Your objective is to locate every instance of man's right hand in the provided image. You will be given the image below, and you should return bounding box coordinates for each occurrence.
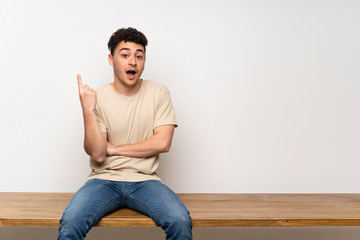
[77,74,97,113]
[77,74,107,163]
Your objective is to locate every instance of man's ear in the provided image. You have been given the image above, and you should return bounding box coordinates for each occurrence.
[108,54,113,66]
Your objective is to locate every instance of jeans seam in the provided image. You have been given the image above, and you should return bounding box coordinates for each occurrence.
[127,195,165,227]
[88,195,119,227]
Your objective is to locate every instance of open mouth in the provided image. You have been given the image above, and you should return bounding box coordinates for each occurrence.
[126,70,136,78]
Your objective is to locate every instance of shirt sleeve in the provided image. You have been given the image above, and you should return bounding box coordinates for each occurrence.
[154,86,178,129]
[95,102,107,132]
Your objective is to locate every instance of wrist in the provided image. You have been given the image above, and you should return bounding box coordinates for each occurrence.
[82,108,96,117]
[107,143,121,156]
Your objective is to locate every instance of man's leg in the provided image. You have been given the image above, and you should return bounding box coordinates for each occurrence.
[126,180,192,240]
[58,179,124,240]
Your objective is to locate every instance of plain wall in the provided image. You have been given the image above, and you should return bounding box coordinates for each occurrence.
[1,0,359,239]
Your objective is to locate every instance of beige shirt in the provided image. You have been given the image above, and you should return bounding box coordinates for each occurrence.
[87,80,177,182]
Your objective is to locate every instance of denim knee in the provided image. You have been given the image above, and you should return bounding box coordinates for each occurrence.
[58,210,90,240]
[164,212,192,239]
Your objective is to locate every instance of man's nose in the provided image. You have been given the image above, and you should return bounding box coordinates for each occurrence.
[129,55,136,65]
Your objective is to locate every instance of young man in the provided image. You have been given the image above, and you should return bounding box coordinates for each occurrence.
[58,27,192,240]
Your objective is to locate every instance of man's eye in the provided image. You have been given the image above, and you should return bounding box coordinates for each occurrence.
[136,55,143,60]
[121,54,128,58]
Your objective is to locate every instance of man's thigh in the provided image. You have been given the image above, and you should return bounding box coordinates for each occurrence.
[125,180,190,227]
[61,179,125,226]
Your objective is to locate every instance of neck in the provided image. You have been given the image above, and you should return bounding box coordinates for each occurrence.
[111,79,143,96]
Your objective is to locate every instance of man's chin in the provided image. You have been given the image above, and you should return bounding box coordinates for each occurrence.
[124,78,142,87]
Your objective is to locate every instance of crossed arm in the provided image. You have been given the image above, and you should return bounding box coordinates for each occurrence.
[77,74,174,163]
[106,125,175,159]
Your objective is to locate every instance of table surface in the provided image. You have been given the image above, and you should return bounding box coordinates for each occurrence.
[1,193,360,227]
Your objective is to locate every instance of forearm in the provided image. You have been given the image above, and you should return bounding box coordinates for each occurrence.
[83,111,107,163]
[77,74,107,163]
[107,125,174,158]
[108,137,168,158]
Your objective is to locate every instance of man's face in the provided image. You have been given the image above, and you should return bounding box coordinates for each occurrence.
[109,41,146,88]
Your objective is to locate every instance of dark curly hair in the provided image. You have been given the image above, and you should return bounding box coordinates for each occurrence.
[107,27,148,56]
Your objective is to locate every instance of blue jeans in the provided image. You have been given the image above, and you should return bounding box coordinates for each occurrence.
[58,179,192,240]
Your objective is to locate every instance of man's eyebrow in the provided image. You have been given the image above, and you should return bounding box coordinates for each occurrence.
[119,48,144,53]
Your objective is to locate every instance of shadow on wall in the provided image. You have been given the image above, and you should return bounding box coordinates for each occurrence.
[1,226,360,240]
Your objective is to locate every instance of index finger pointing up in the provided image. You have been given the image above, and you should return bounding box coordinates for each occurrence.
[77,74,83,91]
